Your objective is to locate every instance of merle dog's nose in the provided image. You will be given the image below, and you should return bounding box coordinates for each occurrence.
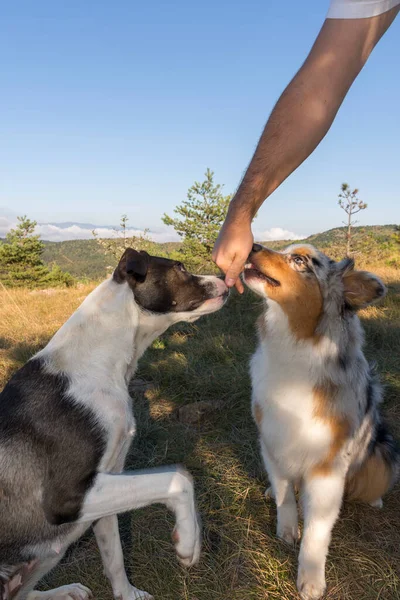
[252,243,263,253]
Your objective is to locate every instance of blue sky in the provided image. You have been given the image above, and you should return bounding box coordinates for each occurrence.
[1,0,399,241]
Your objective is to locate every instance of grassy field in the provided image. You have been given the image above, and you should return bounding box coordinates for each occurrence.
[0,265,399,600]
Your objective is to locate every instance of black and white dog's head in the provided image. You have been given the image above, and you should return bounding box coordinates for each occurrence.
[113,248,229,319]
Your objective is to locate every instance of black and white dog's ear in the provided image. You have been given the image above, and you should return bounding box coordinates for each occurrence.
[125,249,149,278]
[114,248,149,283]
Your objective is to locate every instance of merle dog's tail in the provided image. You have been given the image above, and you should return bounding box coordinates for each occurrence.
[346,421,400,504]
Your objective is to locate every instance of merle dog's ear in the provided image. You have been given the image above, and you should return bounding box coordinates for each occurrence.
[342,268,387,310]
[337,257,355,275]
[113,248,149,284]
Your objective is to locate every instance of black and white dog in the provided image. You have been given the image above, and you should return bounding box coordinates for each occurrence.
[0,249,228,600]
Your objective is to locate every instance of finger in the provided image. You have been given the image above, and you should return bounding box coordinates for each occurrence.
[225,258,245,288]
[235,278,244,294]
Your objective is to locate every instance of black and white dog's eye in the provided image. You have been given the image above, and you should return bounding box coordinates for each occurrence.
[176,263,186,272]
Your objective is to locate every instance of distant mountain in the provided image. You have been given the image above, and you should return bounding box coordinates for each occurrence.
[41,221,134,230]
[0,207,18,219]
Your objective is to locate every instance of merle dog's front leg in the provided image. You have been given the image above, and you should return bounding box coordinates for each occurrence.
[297,469,346,600]
[80,466,201,571]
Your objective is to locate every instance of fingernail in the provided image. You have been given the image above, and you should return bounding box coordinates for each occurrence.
[226,278,235,287]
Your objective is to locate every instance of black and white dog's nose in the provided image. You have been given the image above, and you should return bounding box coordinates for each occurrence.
[252,243,263,253]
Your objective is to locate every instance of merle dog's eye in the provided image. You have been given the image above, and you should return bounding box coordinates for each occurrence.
[293,256,305,266]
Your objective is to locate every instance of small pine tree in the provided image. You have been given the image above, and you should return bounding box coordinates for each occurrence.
[338,183,367,257]
[162,169,231,272]
[0,216,73,287]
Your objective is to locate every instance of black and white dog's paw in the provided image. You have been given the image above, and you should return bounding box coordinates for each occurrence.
[124,586,154,600]
[173,510,201,567]
[170,469,202,567]
[36,583,93,600]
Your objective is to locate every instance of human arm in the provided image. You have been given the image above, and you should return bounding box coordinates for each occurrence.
[213,5,399,292]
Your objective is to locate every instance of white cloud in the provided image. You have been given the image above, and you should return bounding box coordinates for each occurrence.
[253,227,304,242]
[39,224,180,243]
[0,216,180,243]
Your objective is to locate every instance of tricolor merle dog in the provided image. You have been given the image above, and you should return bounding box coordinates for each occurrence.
[244,243,399,600]
[0,249,228,600]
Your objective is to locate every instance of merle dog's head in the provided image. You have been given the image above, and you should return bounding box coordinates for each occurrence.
[113,248,228,319]
[243,243,386,341]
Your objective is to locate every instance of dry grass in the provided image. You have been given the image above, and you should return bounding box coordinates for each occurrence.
[0,270,399,600]
[0,282,97,383]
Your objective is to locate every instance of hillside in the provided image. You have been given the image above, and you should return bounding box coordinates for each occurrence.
[42,239,112,279]
[41,225,399,279]
[42,239,181,279]
[266,224,399,268]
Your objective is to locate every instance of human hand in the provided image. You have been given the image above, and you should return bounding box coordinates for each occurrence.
[212,211,254,294]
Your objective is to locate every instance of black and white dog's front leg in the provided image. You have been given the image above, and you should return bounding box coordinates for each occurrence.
[82,466,201,597]
[94,516,153,600]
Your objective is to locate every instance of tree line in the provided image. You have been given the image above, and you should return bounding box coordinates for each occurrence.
[0,217,74,288]
[0,173,373,288]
